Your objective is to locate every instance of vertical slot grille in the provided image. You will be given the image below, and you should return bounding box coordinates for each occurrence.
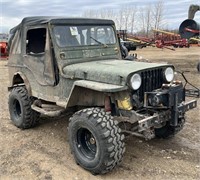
[138,68,163,101]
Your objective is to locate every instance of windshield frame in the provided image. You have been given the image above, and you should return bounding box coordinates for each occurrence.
[52,24,117,48]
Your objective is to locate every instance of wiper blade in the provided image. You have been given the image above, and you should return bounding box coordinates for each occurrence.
[90,36,108,47]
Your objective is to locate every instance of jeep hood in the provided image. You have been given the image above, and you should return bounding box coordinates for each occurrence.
[62,60,171,86]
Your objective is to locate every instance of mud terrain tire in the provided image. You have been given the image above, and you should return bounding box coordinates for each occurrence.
[197,61,200,72]
[68,108,125,175]
[8,86,40,129]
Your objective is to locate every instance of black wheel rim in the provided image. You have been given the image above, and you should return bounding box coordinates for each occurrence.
[13,99,22,119]
[77,128,97,160]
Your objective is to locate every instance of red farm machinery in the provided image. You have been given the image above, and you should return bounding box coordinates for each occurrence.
[0,33,8,59]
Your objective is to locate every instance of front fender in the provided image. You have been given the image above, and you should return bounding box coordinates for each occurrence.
[62,80,128,108]
[74,80,127,92]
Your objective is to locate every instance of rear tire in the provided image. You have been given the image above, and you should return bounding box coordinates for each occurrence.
[197,62,200,72]
[68,108,125,174]
[8,86,40,129]
[155,118,185,138]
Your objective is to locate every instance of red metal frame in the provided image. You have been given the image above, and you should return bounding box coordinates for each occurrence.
[185,27,199,33]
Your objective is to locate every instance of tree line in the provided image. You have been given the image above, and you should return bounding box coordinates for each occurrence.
[82,1,166,37]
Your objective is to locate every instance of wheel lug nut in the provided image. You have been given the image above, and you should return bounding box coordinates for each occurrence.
[90,137,95,144]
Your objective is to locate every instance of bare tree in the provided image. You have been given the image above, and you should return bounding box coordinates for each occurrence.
[138,3,164,37]
[122,6,131,31]
[118,8,124,30]
[138,6,146,35]
[152,0,164,30]
[82,1,165,36]
[145,4,152,37]
[82,9,96,18]
[129,6,137,34]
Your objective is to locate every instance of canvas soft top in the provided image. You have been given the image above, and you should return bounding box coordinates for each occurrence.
[10,16,115,34]
[8,16,115,52]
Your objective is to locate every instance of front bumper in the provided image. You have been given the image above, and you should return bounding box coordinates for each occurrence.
[178,100,197,112]
[138,99,197,132]
[117,83,197,140]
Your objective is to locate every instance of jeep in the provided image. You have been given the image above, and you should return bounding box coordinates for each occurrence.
[7,17,197,174]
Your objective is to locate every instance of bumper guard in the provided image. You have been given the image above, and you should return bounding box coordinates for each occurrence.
[138,99,197,132]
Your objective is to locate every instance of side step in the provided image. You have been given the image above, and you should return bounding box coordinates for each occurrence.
[31,100,66,117]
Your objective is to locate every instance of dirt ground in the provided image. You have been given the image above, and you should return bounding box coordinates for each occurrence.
[0,47,199,180]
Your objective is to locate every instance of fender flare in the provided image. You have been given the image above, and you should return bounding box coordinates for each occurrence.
[9,72,32,95]
[73,80,127,92]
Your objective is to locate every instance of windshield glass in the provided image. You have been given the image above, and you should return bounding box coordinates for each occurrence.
[53,25,116,47]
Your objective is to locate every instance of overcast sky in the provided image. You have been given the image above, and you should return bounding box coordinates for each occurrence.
[0,0,200,33]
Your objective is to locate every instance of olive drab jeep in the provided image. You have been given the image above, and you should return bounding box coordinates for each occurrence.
[8,17,197,175]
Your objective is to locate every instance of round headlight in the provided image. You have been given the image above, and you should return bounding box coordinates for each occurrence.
[130,73,142,90]
[164,67,174,82]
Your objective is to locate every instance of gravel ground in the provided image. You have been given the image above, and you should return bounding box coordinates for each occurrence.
[0,47,199,180]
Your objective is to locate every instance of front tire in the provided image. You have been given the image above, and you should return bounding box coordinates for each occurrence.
[8,86,40,129]
[68,108,125,174]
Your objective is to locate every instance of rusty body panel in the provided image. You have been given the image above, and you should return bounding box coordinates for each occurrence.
[62,60,170,86]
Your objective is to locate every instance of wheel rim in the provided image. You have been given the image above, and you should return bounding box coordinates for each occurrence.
[77,128,97,160]
[13,99,22,119]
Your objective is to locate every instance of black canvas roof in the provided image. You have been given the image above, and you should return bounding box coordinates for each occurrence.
[10,16,115,34]
[8,16,115,52]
